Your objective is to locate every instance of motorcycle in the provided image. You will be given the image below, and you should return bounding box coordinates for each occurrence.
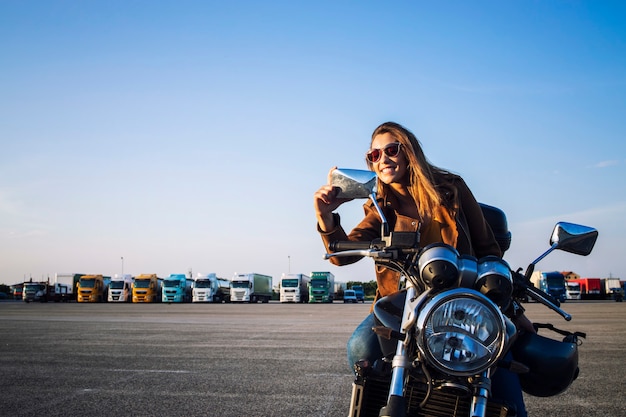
[324,169,598,417]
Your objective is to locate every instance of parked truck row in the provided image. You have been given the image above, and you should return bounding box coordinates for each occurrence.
[16,270,623,304]
[529,271,625,302]
[17,271,362,304]
[18,272,275,304]
[567,276,624,301]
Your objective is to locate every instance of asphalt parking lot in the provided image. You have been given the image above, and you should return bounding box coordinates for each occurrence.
[1,300,624,417]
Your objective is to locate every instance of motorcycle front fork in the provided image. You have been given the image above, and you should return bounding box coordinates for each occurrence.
[377,286,416,417]
[469,369,492,417]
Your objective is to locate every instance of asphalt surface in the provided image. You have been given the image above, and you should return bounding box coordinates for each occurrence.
[0,300,624,417]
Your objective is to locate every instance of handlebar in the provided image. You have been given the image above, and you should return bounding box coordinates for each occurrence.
[328,241,374,251]
[512,270,572,321]
[325,240,397,262]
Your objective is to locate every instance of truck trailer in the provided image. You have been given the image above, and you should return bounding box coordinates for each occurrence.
[192,273,231,303]
[54,273,84,301]
[230,273,272,303]
[309,271,335,303]
[132,274,162,303]
[77,275,111,302]
[603,278,624,301]
[279,273,310,303]
[162,273,193,303]
[108,274,133,302]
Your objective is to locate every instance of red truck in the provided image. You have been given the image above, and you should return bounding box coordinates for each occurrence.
[567,277,603,300]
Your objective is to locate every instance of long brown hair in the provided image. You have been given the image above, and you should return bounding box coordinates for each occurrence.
[367,122,449,223]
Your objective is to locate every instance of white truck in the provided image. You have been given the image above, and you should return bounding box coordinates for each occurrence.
[279,273,310,303]
[565,280,581,300]
[108,274,133,302]
[230,273,272,303]
[192,273,231,303]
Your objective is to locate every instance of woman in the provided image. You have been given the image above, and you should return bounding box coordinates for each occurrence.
[313,121,528,416]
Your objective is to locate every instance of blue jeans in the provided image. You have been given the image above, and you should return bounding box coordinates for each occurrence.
[346,313,382,368]
[347,313,527,417]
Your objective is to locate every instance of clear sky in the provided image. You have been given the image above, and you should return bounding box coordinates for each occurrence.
[2,1,625,286]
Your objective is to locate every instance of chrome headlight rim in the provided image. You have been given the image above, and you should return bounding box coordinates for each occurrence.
[416,288,507,376]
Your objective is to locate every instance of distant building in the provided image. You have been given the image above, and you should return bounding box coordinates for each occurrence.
[562,271,580,280]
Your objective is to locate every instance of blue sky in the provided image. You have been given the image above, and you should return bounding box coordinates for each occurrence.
[1,1,625,287]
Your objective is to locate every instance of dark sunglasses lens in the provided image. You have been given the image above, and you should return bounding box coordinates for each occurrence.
[367,149,381,162]
[386,143,400,157]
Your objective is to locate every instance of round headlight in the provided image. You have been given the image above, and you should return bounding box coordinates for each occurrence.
[416,288,506,376]
[418,243,460,290]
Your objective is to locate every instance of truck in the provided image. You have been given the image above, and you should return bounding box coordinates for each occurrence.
[530,271,567,303]
[279,273,310,303]
[77,275,111,302]
[162,273,193,303]
[309,271,335,303]
[565,280,581,300]
[351,284,365,303]
[108,274,134,302]
[54,273,84,301]
[603,277,624,301]
[230,273,272,303]
[11,283,23,300]
[567,277,603,300]
[343,289,358,303]
[132,274,163,303]
[192,273,231,303]
[22,279,73,302]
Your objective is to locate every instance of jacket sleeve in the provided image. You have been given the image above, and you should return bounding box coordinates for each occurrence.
[455,177,502,258]
[317,202,383,266]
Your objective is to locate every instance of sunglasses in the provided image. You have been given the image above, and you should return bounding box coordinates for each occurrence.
[366,142,402,163]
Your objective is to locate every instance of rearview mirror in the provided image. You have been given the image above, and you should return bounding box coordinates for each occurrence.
[550,222,598,256]
[331,168,377,199]
[330,168,390,239]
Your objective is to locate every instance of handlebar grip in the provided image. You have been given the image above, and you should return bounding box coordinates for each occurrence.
[329,241,373,251]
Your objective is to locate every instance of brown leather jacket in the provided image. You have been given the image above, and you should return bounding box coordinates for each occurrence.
[318,173,501,305]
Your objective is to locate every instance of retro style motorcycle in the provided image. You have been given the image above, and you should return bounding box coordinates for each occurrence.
[325,169,598,417]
